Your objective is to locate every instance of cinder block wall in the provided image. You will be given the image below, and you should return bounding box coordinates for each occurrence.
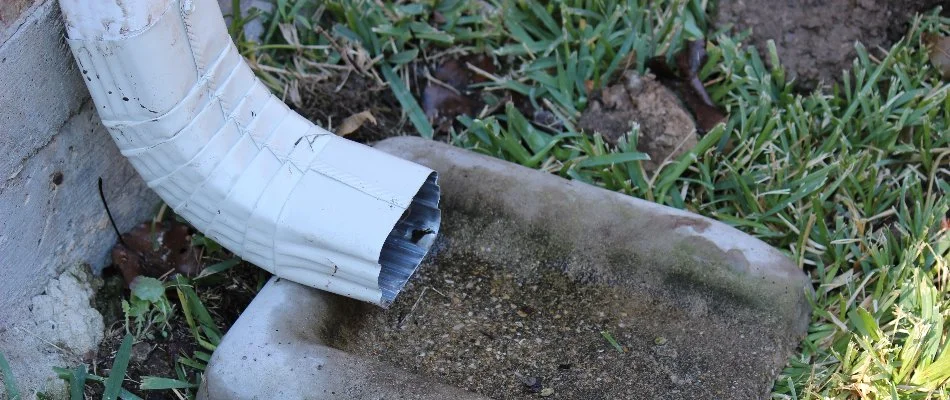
[0,0,269,395]
[0,0,159,394]
[0,0,159,327]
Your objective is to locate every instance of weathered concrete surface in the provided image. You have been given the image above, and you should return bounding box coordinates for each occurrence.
[0,0,34,42]
[0,264,103,399]
[201,137,811,399]
[200,278,486,400]
[0,0,159,396]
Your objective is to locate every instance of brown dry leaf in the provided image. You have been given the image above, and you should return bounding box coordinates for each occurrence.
[923,33,950,80]
[421,55,496,133]
[422,84,478,132]
[111,221,201,287]
[646,40,727,133]
[337,110,377,136]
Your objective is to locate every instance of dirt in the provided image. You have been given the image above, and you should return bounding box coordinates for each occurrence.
[325,248,782,399]
[578,71,698,172]
[293,74,412,144]
[715,0,947,90]
[88,263,263,399]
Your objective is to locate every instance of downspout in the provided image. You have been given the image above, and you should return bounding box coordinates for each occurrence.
[58,0,441,306]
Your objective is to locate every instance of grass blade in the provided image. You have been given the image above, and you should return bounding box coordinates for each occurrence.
[175,275,222,339]
[103,334,134,400]
[54,367,143,400]
[0,352,19,400]
[140,376,197,390]
[380,64,434,138]
[196,258,242,279]
[70,364,87,400]
[600,330,625,353]
[577,151,650,168]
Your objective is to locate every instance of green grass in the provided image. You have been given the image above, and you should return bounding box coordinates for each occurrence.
[1,351,20,400]
[52,227,252,399]
[238,0,950,397]
[45,1,945,398]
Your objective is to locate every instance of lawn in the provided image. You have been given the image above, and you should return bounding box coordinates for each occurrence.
[5,0,946,399]
[232,0,950,398]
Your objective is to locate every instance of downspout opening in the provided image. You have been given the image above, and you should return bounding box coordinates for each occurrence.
[378,172,442,306]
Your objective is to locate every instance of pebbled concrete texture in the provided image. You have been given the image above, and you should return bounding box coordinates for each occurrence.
[0,0,159,397]
[200,137,811,399]
[28,265,104,359]
[200,278,486,400]
[0,264,104,399]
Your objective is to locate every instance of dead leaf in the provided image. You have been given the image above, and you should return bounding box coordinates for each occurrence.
[417,54,553,133]
[111,221,201,287]
[646,39,727,133]
[337,110,377,136]
[923,33,950,80]
[423,85,478,131]
[421,55,496,133]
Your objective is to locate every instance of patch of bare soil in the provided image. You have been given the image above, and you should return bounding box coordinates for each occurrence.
[293,74,411,144]
[579,71,698,172]
[327,250,781,400]
[88,264,262,399]
[716,0,947,89]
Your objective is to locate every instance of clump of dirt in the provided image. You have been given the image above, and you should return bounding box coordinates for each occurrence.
[578,71,698,172]
[325,249,780,399]
[293,74,411,144]
[715,0,947,90]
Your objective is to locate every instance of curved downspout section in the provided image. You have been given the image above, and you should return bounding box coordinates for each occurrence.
[58,0,441,306]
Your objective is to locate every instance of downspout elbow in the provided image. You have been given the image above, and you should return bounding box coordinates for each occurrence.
[59,0,441,306]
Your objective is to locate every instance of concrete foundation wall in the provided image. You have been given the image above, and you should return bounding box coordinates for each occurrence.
[0,0,273,395]
[0,0,159,395]
[0,0,159,328]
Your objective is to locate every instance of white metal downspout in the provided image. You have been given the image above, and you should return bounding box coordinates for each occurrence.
[58,0,441,306]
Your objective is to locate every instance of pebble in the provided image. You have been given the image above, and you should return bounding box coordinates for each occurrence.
[521,376,543,393]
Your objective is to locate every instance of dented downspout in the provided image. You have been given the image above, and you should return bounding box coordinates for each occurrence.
[58,0,441,306]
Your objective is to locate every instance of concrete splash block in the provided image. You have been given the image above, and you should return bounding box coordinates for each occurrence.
[200,137,810,399]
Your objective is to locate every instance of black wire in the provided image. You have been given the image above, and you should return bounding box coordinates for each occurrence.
[98,177,126,247]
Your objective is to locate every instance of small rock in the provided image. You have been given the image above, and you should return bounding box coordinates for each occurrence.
[131,342,153,363]
[522,376,542,393]
[540,388,555,397]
